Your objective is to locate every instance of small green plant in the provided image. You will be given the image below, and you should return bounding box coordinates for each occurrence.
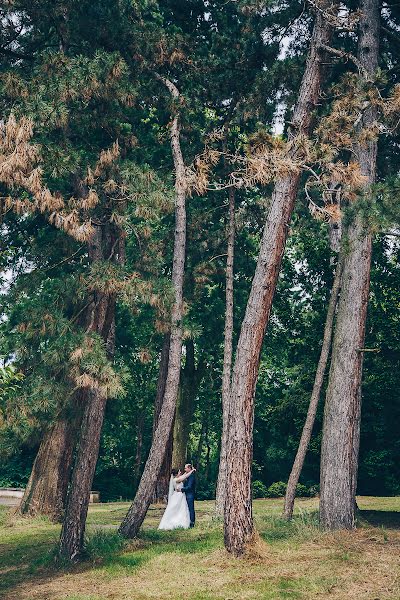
[84,529,125,562]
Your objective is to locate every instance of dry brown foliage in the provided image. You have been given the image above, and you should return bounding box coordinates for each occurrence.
[0,114,122,242]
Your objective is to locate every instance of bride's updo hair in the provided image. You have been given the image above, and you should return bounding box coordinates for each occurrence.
[171,468,179,477]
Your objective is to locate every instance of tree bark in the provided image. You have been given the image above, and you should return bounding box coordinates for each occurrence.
[18,413,80,522]
[224,4,336,556]
[172,339,199,469]
[119,78,187,538]
[319,0,380,530]
[59,223,119,560]
[152,334,173,503]
[215,188,235,518]
[283,252,343,520]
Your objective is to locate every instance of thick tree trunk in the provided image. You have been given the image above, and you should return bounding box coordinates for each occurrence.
[172,339,199,468]
[18,413,79,522]
[59,223,119,560]
[283,252,343,520]
[152,334,173,502]
[224,5,335,556]
[215,188,235,518]
[19,294,94,521]
[119,78,187,538]
[320,0,380,530]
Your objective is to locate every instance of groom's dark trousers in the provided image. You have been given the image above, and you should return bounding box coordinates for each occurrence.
[181,473,196,527]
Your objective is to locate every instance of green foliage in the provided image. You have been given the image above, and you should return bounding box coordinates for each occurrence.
[1,0,400,505]
[252,480,269,499]
[0,365,23,400]
[84,529,126,562]
[0,453,32,487]
[266,481,287,498]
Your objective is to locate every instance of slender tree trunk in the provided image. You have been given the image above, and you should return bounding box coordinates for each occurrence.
[153,334,173,502]
[196,411,207,468]
[59,223,119,560]
[133,412,145,490]
[224,5,336,556]
[119,78,187,538]
[172,339,199,468]
[283,252,343,520]
[320,0,380,530]
[205,439,211,481]
[18,413,80,522]
[215,188,235,518]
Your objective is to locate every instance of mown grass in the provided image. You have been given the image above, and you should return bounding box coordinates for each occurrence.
[0,496,399,600]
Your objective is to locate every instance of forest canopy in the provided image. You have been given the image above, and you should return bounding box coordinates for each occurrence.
[0,0,399,560]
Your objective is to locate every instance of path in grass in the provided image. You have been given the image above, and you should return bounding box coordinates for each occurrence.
[0,497,399,600]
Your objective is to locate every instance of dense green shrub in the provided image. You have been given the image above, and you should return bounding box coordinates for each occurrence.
[267,481,287,498]
[252,480,269,498]
[295,483,309,497]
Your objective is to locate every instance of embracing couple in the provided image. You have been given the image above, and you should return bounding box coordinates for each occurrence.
[158,464,196,530]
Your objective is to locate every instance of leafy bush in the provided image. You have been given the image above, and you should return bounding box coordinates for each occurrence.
[252,480,269,498]
[295,483,309,497]
[266,481,287,498]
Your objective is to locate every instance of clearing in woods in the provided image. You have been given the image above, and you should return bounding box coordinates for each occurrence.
[0,496,399,600]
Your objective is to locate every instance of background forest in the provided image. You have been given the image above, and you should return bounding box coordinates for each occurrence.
[0,0,400,561]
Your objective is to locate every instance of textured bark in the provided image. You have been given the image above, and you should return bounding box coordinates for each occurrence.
[283,253,343,520]
[172,339,200,468]
[59,223,119,560]
[224,5,335,556]
[119,78,187,538]
[18,413,80,522]
[152,334,173,502]
[320,0,380,530]
[215,188,235,518]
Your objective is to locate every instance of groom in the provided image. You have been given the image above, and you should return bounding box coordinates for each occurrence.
[180,463,196,527]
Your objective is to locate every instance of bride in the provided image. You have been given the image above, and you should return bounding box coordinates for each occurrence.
[158,467,196,530]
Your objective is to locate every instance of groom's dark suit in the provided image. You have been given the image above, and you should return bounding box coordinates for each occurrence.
[181,472,196,527]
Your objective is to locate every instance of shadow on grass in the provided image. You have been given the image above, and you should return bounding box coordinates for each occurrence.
[358,509,400,529]
[0,523,222,598]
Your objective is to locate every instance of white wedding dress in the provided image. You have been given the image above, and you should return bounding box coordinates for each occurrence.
[158,476,190,530]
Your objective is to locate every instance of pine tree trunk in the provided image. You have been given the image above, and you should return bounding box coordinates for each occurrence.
[152,334,173,502]
[18,413,80,522]
[283,253,343,520]
[224,5,335,556]
[320,0,380,530]
[172,340,198,469]
[19,296,94,522]
[119,78,187,538]
[215,188,235,518]
[59,223,119,560]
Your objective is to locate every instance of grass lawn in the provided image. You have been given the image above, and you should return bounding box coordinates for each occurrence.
[0,496,399,600]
